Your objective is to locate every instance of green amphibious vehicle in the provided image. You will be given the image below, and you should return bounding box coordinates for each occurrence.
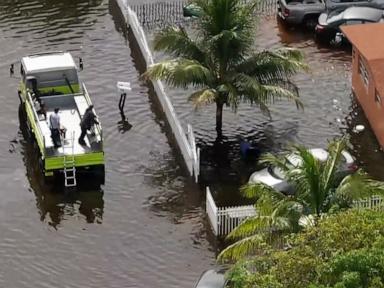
[17,52,104,187]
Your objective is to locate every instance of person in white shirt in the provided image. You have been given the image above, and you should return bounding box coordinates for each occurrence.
[49,107,66,147]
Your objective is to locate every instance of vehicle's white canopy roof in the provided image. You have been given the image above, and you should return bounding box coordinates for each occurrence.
[22,52,77,74]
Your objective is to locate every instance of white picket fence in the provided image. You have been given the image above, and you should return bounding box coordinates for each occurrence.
[353,196,384,211]
[116,0,200,182]
[206,187,384,236]
[206,187,256,236]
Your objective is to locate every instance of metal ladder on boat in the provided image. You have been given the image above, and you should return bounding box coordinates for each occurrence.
[63,131,77,187]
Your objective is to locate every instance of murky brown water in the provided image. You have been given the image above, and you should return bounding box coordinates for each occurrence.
[0,1,215,287]
[142,10,384,205]
[1,0,382,286]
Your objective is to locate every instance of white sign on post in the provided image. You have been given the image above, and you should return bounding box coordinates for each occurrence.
[117,81,132,93]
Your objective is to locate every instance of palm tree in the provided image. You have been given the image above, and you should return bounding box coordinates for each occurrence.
[143,0,306,135]
[218,138,384,261]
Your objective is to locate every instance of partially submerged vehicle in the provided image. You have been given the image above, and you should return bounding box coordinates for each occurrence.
[315,6,384,43]
[17,51,104,187]
[248,148,356,195]
[183,3,203,17]
[277,0,325,28]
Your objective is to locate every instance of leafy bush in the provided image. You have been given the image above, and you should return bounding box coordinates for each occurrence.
[225,209,384,288]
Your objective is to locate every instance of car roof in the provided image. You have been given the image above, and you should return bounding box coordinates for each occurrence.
[287,148,328,166]
[194,269,226,288]
[309,148,329,161]
[341,6,383,21]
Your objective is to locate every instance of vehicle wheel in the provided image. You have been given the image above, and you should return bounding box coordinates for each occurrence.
[276,15,292,29]
[303,16,318,30]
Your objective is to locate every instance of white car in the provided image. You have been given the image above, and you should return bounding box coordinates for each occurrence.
[248,148,356,195]
[194,269,226,288]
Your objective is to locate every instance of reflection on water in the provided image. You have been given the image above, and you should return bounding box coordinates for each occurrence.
[18,105,104,228]
[0,1,214,287]
[346,99,384,181]
[143,13,361,206]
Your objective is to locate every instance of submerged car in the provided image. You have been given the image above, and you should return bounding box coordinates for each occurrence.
[183,3,203,17]
[194,269,226,288]
[325,0,384,13]
[248,148,356,195]
[277,0,325,28]
[315,7,384,43]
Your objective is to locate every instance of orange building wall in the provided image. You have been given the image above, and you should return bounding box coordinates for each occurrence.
[351,47,384,147]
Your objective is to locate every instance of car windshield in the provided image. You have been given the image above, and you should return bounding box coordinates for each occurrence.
[271,166,285,179]
[269,154,301,179]
[327,10,344,22]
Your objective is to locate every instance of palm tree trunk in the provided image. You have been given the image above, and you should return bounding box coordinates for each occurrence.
[216,101,224,135]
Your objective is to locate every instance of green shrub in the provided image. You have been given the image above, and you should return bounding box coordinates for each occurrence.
[225,209,384,287]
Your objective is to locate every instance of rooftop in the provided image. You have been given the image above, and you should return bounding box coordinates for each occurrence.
[342,23,384,96]
[22,52,77,74]
[341,23,384,61]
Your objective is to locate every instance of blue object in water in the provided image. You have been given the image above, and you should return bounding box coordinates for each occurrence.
[240,141,260,159]
[240,141,251,158]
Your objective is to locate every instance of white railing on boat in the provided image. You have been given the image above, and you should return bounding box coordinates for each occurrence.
[27,91,46,155]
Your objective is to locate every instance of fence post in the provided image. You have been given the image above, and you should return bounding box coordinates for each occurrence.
[206,187,218,236]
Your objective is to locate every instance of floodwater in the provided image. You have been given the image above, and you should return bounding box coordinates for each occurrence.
[0,0,382,287]
[142,9,384,205]
[0,1,215,287]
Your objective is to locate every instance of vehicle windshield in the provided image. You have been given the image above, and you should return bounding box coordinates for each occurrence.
[270,166,285,179]
[268,154,300,179]
[327,10,344,22]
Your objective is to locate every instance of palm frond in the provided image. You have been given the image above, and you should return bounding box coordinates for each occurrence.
[153,26,206,62]
[195,0,257,66]
[217,234,269,262]
[259,152,293,173]
[233,73,303,109]
[240,182,285,202]
[320,138,347,193]
[226,215,276,240]
[216,82,240,110]
[335,171,384,202]
[188,88,217,107]
[235,48,307,81]
[143,59,214,88]
[286,147,324,215]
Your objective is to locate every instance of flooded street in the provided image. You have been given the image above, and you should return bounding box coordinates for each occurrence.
[0,1,214,287]
[144,13,383,205]
[0,0,383,287]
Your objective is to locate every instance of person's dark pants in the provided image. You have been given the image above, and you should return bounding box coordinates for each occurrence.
[79,126,87,144]
[51,129,61,147]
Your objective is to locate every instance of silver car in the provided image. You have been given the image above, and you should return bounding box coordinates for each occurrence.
[194,269,226,288]
[248,148,356,195]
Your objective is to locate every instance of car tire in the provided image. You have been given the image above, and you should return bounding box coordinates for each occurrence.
[303,16,318,30]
